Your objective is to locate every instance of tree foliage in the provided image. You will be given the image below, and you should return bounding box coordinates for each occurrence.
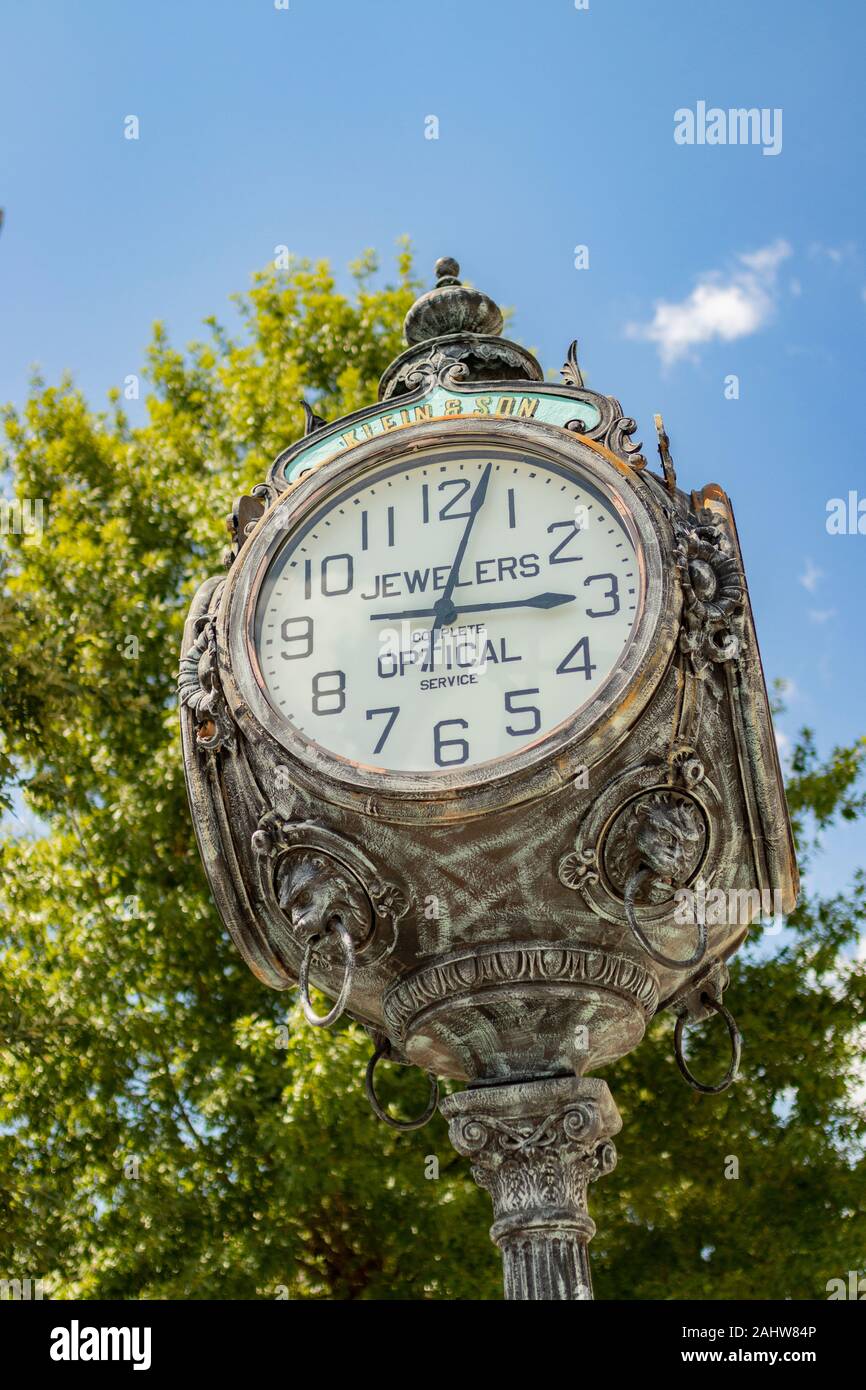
[1,246,864,1299]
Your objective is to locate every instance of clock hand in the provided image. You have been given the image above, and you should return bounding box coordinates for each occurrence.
[370,591,576,622]
[430,462,493,635]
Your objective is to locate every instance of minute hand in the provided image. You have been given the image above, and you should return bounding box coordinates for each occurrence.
[370,592,576,622]
[430,462,493,634]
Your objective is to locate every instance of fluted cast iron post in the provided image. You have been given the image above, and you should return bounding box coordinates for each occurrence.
[440,1076,621,1301]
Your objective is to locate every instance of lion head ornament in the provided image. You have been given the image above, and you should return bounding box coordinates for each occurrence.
[274,850,372,945]
[604,791,706,903]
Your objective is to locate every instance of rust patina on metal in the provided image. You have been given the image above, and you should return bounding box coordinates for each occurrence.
[179,257,798,1300]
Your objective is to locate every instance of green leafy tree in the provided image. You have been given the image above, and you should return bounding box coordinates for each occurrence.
[1,246,864,1299]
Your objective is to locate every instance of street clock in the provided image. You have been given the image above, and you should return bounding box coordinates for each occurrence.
[249,441,641,775]
[230,429,662,792]
[180,257,797,1300]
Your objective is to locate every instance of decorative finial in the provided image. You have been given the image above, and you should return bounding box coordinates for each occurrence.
[378,254,543,398]
[403,256,504,346]
[434,256,461,285]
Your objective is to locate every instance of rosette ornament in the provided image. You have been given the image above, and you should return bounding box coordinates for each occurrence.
[674,519,745,672]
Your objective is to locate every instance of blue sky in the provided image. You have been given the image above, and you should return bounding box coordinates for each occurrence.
[1,0,864,893]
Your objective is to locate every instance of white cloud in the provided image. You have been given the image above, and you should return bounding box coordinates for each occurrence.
[626,239,792,366]
[809,608,836,624]
[738,242,791,276]
[809,241,858,265]
[799,558,822,593]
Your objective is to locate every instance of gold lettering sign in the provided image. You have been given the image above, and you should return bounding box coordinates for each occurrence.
[337,396,541,450]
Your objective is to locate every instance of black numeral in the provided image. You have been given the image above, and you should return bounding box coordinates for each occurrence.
[280,616,313,659]
[312,670,346,715]
[433,718,469,767]
[556,636,597,679]
[504,688,541,737]
[362,508,394,549]
[438,478,472,519]
[366,706,400,753]
[547,520,583,565]
[584,572,620,617]
[320,553,353,596]
[422,479,473,523]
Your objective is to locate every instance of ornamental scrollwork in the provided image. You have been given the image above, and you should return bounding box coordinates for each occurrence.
[177,618,233,752]
[383,339,542,400]
[402,347,471,395]
[560,339,585,389]
[557,845,599,899]
[446,1097,619,1219]
[250,808,313,859]
[455,1102,598,1155]
[604,407,646,469]
[558,343,646,467]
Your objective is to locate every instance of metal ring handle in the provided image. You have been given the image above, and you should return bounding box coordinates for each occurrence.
[298,920,355,1028]
[625,867,708,971]
[674,992,742,1094]
[365,1039,439,1132]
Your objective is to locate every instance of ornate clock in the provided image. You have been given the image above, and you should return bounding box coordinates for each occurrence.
[180,257,798,1300]
[228,428,667,790]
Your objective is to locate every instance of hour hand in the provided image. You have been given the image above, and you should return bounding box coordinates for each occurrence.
[369,592,576,622]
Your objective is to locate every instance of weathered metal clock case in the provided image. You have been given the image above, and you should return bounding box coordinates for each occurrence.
[181,390,795,1082]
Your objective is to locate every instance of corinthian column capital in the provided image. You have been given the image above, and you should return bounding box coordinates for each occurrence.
[440,1076,621,1300]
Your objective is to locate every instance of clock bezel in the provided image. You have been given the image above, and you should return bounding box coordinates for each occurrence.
[219,417,679,821]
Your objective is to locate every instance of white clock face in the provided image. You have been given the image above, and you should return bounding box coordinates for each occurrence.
[253,444,641,774]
